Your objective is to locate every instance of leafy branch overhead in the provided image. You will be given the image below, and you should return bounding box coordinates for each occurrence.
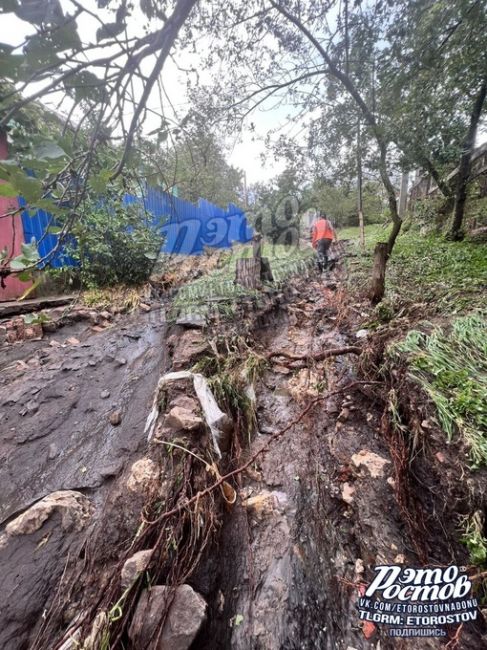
[0,0,485,295]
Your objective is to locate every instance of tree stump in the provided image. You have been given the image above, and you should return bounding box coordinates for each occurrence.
[368,242,388,304]
[235,258,262,289]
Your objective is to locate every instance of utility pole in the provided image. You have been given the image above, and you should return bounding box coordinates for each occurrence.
[243,170,248,209]
[398,171,409,218]
[357,118,365,250]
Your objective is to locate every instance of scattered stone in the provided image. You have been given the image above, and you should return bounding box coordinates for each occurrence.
[394,554,406,564]
[341,482,355,504]
[121,549,153,588]
[355,329,369,339]
[48,443,59,460]
[26,400,39,415]
[5,490,93,537]
[387,476,396,488]
[169,395,199,411]
[91,326,105,333]
[129,584,207,650]
[435,451,446,463]
[176,313,205,328]
[66,337,80,346]
[115,357,127,366]
[286,368,320,402]
[99,310,112,321]
[337,407,350,423]
[127,458,160,493]
[355,559,365,576]
[109,410,122,426]
[164,406,203,432]
[100,390,110,399]
[49,339,63,347]
[139,303,151,312]
[171,330,209,370]
[351,450,390,478]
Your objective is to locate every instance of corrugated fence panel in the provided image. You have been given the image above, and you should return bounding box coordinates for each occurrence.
[20,187,254,263]
[19,197,76,268]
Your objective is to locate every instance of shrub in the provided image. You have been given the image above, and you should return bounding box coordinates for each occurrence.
[69,199,163,288]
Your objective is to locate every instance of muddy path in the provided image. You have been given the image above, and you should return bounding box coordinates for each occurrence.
[193,273,486,649]
[0,306,167,648]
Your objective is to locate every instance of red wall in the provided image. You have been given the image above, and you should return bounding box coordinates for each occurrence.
[0,131,32,301]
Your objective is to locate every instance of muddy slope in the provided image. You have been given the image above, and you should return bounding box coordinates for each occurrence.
[0,308,167,649]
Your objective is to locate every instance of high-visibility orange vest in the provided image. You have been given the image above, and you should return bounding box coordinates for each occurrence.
[312,218,334,246]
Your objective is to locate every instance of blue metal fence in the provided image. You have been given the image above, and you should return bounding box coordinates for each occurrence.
[19,188,253,264]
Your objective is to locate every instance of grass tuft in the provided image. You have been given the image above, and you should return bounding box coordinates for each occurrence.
[389,313,487,467]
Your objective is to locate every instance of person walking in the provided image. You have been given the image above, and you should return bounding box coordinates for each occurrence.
[311,213,337,272]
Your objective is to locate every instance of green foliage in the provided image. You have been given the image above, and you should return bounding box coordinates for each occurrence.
[460,512,487,565]
[304,180,384,227]
[342,224,487,313]
[9,240,40,277]
[23,311,50,325]
[390,314,487,467]
[68,200,162,288]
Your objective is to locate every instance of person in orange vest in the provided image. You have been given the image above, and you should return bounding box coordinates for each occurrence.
[311,213,337,272]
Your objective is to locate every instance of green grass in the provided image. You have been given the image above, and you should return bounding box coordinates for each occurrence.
[340,224,487,314]
[170,243,314,322]
[389,313,487,467]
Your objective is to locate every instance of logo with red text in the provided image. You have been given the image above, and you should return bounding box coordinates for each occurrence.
[357,565,477,639]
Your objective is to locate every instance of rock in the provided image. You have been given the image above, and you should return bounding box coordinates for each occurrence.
[115,357,127,366]
[109,410,122,426]
[351,450,390,478]
[99,310,112,321]
[139,303,151,312]
[394,553,406,564]
[169,395,199,411]
[171,330,209,370]
[100,389,110,399]
[341,482,355,504]
[48,443,59,460]
[5,490,92,537]
[176,313,206,328]
[355,329,369,339]
[129,584,207,650]
[286,368,320,402]
[66,337,80,346]
[26,399,39,414]
[121,549,153,587]
[355,559,365,576]
[337,407,350,423]
[164,406,203,432]
[127,458,160,493]
[435,451,446,463]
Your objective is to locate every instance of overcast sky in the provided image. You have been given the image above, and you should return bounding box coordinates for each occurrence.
[1,0,294,184]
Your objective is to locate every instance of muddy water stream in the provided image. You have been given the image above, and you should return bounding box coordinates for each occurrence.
[0,308,167,648]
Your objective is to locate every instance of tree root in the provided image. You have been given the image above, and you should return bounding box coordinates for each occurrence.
[266,346,362,363]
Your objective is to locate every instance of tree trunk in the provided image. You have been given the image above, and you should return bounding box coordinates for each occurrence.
[450,77,487,240]
[369,242,388,304]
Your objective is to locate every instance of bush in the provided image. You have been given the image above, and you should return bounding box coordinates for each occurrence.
[69,199,163,288]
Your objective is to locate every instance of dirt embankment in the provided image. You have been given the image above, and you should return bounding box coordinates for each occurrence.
[1,252,486,649]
